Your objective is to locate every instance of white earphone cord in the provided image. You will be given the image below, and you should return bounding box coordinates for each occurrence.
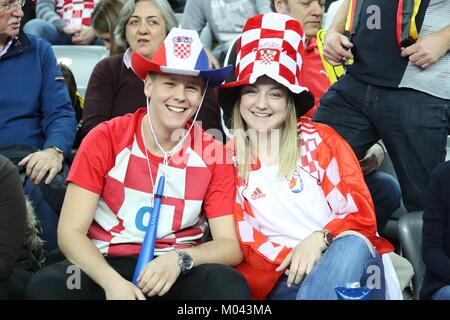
[146,78,210,175]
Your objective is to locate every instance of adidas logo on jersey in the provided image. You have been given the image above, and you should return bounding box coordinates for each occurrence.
[251,187,266,200]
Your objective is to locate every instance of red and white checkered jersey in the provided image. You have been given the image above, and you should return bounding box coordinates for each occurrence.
[55,0,97,27]
[68,108,235,256]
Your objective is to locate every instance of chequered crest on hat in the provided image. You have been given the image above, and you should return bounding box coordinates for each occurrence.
[131,27,232,87]
[234,12,308,94]
[173,36,193,59]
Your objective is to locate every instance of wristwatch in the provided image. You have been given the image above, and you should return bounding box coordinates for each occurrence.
[51,146,64,157]
[315,230,334,247]
[174,249,194,274]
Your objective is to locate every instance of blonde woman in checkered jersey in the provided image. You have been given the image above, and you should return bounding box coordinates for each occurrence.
[218,12,401,300]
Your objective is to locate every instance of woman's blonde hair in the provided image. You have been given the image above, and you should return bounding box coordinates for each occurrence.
[232,93,299,180]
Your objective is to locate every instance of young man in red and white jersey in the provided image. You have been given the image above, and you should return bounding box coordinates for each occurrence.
[26,27,250,300]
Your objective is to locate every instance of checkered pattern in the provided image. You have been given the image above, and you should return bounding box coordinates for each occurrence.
[174,43,192,59]
[68,110,232,257]
[56,0,97,27]
[232,12,308,94]
[230,118,394,266]
[260,51,276,65]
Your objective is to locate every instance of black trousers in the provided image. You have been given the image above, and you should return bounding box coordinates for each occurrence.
[26,256,250,300]
[0,268,32,300]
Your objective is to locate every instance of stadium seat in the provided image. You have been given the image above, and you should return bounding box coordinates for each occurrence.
[397,211,425,300]
[446,135,450,161]
[52,45,109,97]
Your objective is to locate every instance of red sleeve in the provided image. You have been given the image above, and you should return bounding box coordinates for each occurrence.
[316,124,378,239]
[67,123,114,194]
[202,142,235,219]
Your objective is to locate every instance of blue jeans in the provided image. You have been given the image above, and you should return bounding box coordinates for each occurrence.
[268,235,386,300]
[365,170,401,233]
[314,74,450,212]
[432,285,450,300]
[23,19,102,45]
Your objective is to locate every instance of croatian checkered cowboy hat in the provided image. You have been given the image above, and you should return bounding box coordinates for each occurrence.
[131,27,232,88]
[219,13,314,117]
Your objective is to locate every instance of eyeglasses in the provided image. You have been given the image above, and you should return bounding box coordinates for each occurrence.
[0,0,26,13]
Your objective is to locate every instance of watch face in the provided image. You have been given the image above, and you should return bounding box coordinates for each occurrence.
[325,232,334,245]
[180,253,193,273]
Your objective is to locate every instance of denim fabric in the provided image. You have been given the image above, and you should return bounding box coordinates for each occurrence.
[314,74,450,212]
[268,235,385,300]
[23,19,103,45]
[365,170,401,232]
[432,285,450,300]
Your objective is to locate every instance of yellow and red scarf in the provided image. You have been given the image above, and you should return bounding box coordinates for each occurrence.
[345,0,422,48]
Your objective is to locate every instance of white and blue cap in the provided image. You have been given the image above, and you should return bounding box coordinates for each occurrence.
[131,27,232,87]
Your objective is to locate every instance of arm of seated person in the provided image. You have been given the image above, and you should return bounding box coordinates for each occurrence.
[71,25,97,45]
[359,142,385,176]
[136,214,243,297]
[18,148,64,185]
[58,183,145,300]
[275,232,327,287]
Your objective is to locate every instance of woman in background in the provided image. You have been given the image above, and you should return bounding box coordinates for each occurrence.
[91,0,127,55]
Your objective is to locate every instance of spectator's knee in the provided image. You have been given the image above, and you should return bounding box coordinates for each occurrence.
[23,19,52,36]
[26,266,61,300]
[201,264,251,300]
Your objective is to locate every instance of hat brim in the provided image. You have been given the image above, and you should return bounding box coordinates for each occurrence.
[131,51,232,88]
[219,78,315,119]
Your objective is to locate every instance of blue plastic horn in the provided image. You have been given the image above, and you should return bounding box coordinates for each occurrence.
[132,175,165,285]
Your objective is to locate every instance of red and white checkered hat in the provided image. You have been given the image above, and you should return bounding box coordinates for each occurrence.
[131,27,231,88]
[219,13,314,117]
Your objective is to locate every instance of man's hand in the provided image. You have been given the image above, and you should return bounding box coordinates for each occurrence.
[275,232,324,286]
[137,251,181,297]
[103,278,146,300]
[401,29,450,69]
[204,47,220,69]
[323,31,354,66]
[62,25,81,36]
[72,25,97,45]
[18,148,64,185]
[359,143,385,176]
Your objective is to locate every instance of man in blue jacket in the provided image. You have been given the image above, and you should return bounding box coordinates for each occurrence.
[0,0,76,251]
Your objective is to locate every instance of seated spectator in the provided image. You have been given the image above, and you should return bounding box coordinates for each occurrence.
[82,0,224,141]
[219,13,401,300]
[91,0,126,55]
[26,27,250,300]
[23,0,101,45]
[421,161,450,300]
[0,155,43,300]
[269,0,400,234]
[0,3,77,252]
[58,63,84,149]
[181,0,271,67]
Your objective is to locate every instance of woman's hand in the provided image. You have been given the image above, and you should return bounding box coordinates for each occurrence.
[275,232,325,286]
[137,251,181,297]
[103,278,146,300]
